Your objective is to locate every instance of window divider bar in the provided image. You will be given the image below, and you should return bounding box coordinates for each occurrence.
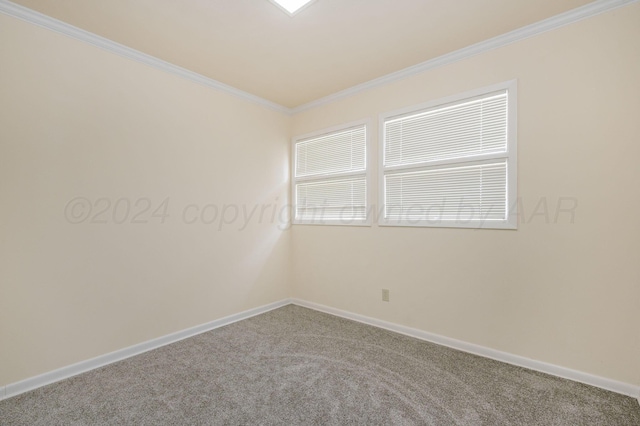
[294,169,368,183]
[383,153,509,175]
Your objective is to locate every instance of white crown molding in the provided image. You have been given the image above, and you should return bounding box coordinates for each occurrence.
[0,299,292,401]
[291,0,639,114]
[0,0,291,115]
[1,0,636,115]
[291,299,640,399]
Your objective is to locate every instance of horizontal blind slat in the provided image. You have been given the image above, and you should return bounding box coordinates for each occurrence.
[296,177,367,221]
[385,91,508,167]
[296,126,366,178]
[384,161,507,221]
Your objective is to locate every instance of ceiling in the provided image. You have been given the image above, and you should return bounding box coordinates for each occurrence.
[12,0,594,108]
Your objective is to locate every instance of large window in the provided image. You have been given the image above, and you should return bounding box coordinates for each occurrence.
[292,121,371,225]
[379,81,517,229]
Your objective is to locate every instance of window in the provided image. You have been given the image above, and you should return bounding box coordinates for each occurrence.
[292,121,371,225]
[379,81,517,229]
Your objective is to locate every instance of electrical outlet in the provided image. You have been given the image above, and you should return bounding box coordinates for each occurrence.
[382,289,390,302]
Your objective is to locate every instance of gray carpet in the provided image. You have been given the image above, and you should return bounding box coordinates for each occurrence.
[1,305,639,425]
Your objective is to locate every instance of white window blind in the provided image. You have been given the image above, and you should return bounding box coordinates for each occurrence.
[385,161,507,221]
[296,177,367,221]
[385,93,507,166]
[293,123,369,225]
[381,83,516,229]
[296,127,366,178]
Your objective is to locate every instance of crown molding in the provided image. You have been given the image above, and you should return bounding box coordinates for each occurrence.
[0,0,291,115]
[291,0,639,114]
[1,0,637,116]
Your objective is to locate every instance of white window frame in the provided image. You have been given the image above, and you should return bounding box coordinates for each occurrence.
[378,80,518,229]
[291,119,373,226]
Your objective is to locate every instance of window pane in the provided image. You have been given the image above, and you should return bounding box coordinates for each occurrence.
[296,177,367,222]
[384,161,507,222]
[385,91,507,167]
[296,126,366,178]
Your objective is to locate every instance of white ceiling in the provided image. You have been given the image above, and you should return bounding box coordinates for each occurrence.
[11,0,595,108]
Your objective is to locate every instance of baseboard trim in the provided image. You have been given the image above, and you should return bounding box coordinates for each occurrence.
[2,298,638,402]
[0,299,292,401]
[291,298,640,399]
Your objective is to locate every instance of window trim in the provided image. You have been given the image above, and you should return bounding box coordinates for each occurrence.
[291,119,373,226]
[378,80,518,229]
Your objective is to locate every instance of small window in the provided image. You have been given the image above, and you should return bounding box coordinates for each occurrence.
[379,81,517,229]
[292,121,370,225]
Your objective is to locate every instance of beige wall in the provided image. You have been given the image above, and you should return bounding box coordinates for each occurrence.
[291,5,640,386]
[0,14,291,386]
[1,3,639,392]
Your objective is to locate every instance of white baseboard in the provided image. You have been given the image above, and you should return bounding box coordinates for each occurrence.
[2,298,638,403]
[291,298,640,399]
[0,299,292,401]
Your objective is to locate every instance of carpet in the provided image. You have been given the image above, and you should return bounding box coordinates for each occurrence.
[1,305,638,425]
